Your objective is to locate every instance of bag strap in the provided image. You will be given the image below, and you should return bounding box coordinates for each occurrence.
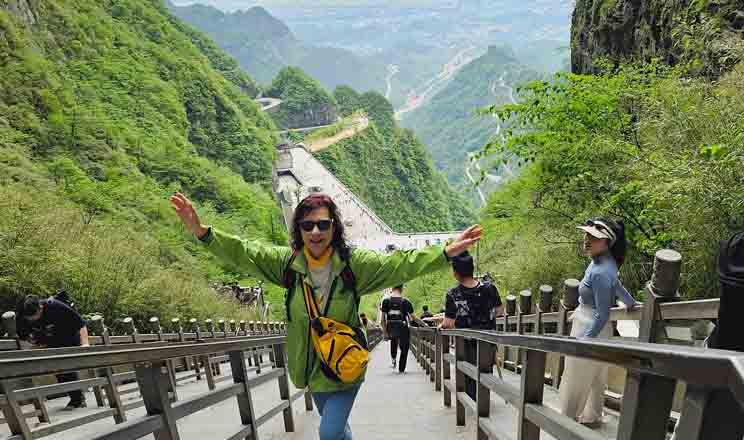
[300,275,321,320]
[283,250,300,289]
[283,250,300,321]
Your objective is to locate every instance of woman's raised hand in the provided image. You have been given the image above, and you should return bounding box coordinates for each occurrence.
[169,192,208,238]
[445,224,483,258]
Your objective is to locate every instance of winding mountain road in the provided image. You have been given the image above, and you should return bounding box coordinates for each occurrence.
[464,71,518,207]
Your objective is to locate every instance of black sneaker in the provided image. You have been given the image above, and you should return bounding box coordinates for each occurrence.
[62,401,87,411]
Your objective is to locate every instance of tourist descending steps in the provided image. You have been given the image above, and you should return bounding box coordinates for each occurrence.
[170,192,481,440]
[439,251,504,401]
[380,285,425,373]
[559,219,639,428]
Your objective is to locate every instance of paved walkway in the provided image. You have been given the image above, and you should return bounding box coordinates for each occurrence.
[2,345,622,440]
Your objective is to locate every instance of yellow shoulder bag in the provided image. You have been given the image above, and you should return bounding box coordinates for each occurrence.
[300,276,369,384]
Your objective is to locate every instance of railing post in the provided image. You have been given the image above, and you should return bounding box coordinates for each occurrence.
[504,294,516,370]
[151,317,179,401]
[429,331,436,384]
[272,342,295,432]
[99,366,127,423]
[442,333,452,407]
[519,289,532,333]
[554,279,578,388]
[435,329,442,392]
[249,322,262,373]
[173,318,190,373]
[2,311,22,350]
[617,250,681,440]
[455,335,466,426]
[228,349,259,440]
[476,340,494,440]
[517,349,547,440]
[0,379,32,439]
[135,361,180,440]
[88,315,107,409]
[516,290,531,372]
[124,317,138,343]
[189,318,202,381]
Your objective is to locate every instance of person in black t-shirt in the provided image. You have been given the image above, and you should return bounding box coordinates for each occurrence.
[420,305,434,325]
[440,252,504,399]
[380,285,424,373]
[17,295,89,409]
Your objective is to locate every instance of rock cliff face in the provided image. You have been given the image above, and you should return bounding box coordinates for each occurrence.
[275,104,337,130]
[571,0,744,77]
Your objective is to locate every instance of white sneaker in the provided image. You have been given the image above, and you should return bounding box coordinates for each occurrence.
[391,359,396,369]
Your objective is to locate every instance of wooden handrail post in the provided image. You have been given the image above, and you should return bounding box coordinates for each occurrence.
[429,332,436,384]
[554,279,579,388]
[455,335,466,426]
[617,249,681,440]
[135,361,180,440]
[99,366,127,423]
[189,318,202,381]
[124,317,138,343]
[441,333,452,407]
[272,342,295,432]
[250,322,262,373]
[228,349,259,439]
[0,379,32,439]
[435,329,442,392]
[88,315,107,409]
[517,349,547,440]
[477,340,494,440]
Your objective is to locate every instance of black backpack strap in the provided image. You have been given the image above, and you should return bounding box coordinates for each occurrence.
[283,250,300,321]
[339,249,359,306]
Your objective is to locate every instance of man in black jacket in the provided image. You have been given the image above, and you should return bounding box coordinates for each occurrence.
[17,294,89,409]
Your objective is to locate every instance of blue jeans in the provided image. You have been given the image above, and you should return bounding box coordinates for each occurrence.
[312,384,361,440]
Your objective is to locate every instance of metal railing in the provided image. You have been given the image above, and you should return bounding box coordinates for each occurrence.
[409,249,744,440]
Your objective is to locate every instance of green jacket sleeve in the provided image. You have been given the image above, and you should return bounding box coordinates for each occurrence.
[200,227,293,287]
[350,245,450,296]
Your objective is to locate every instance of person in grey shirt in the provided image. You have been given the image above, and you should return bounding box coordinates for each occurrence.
[559,218,639,428]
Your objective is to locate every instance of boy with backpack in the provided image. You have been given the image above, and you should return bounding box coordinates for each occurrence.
[440,252,504,399]
[381,285,424,373]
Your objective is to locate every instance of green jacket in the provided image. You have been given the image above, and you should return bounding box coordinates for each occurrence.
[201,227,450,392]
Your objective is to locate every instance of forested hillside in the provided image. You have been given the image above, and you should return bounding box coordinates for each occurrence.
[315,89,474,232]
[0,0,286,323]
[402,46,540,196]
[265,66,337,129]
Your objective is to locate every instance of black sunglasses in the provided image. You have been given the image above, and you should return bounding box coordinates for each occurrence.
[299,219,334,232]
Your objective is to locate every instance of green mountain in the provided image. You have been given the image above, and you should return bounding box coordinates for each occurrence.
[316,90,474,232]
[167,3,388,93]
[0,0,286,322]
[401,46,540,197]
[266,66,337,129]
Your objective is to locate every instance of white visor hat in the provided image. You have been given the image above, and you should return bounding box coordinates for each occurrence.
[577,220,617,245]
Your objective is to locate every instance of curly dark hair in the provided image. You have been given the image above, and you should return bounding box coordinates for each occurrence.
[291,193,351,258]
